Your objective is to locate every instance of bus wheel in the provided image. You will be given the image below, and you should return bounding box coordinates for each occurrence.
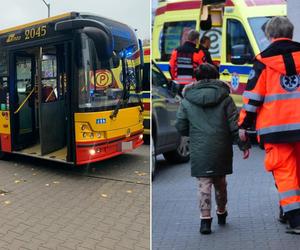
[163,136,190,164]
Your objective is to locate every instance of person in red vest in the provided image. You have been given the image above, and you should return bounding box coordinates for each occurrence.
[169,30,207,93]
[239,16,300,234]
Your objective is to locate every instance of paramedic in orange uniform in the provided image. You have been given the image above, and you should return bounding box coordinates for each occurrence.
[239,16,300,234]
[169,30,207,92]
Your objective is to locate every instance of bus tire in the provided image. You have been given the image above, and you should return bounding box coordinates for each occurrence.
[163,136,190,164]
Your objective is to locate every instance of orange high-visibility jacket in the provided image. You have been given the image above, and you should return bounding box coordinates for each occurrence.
[239,38,300,143]
[169,41,206,85]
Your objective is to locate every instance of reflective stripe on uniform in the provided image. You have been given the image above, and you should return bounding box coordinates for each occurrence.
[177,64,193,69]
[282,202,300,213]
[279,189,300,200]
[264,92,300,103]
[177,57,192,63]
[176,75,193,79]
[242,104,258,112]
[243,91,264,101]
[257,123,300,135]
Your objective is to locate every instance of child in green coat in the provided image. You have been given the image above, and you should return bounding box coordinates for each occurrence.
[175,63,250,234]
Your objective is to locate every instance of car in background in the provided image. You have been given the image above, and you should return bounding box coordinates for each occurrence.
[152,62,190,177]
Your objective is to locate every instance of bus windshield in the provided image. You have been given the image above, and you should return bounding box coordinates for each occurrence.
[248,17,272,52]
[77,33,138,111]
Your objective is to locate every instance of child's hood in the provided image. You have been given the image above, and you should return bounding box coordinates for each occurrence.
[183,80,230,107]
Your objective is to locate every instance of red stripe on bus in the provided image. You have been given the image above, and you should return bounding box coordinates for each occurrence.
[156,0,202,16]
[75,133,143,165]
[245,0,285,6]
[144,49,150,55]
[1,134,11,152]
[143,102,150,111]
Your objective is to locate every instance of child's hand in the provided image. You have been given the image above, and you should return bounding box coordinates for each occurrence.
[243,149,250,159]
[239,129,247,142]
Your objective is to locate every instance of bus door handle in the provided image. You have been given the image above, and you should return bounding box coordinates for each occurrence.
[221,72,230,76]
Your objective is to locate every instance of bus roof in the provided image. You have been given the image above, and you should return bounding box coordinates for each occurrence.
[0,12,74,35]
[0,12,138,53]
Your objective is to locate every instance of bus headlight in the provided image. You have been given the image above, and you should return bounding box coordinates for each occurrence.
[81,124,87,131]
[96,132,101,138]
[90,133,94,139]
[89,149,96,155]
[83,132,87,138]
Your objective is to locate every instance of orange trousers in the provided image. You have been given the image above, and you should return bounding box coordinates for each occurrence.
[264,142,300,213]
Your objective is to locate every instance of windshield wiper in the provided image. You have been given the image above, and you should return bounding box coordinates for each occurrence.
[110,57,129,119]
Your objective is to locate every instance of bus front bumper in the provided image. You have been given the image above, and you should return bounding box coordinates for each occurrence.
[75,131,143,165]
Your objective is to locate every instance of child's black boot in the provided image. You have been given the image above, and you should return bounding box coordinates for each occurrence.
[200,218,212,234]
[217,211,228,225]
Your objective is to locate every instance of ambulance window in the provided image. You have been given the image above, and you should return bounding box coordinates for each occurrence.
[226,19,254,64]
[161,21,196,61]
[248,17,271,51]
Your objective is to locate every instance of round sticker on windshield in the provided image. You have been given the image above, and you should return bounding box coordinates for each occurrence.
[231,73,240,91]
[95,70,113,90]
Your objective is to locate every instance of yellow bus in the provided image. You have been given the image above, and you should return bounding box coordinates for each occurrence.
[0,12,144,165]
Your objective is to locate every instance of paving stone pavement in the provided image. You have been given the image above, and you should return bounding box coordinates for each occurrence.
[152,146,300,250]
[0,145,150,250]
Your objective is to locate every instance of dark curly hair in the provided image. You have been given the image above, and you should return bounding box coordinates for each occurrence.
[195,63,219,81]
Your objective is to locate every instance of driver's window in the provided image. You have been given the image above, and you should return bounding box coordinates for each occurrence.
[226,19,254,64]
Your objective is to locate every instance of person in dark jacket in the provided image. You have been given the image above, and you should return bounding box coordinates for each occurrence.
[199,36,215,67]
[169,30,207,88]
[175,63,250,234]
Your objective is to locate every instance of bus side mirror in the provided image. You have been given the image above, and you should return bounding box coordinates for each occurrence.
[55,19,114,60]
[231,44,253,65]
[83,27,113,60]
[112,54,120,68]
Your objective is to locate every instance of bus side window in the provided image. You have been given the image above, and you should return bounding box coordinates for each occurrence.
[226,19,254,65]
[161,21,196,61]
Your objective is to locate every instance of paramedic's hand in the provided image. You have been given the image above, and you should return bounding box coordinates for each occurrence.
[239,129,247,142]
[243,149,250,159]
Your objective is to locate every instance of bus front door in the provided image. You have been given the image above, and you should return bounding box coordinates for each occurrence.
[38,45,66,156]
[12,54,36,150]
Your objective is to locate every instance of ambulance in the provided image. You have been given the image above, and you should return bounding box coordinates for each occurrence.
[152,0,286,107]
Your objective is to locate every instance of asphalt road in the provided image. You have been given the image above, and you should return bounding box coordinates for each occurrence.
[153,146,300,250]
[0,145,150,250]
